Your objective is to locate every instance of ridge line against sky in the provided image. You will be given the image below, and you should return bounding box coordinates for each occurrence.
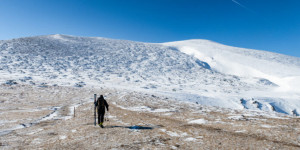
[0,0,299,57]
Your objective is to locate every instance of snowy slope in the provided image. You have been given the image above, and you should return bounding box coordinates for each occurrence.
[0,34,299,116]
[163,40,300,93]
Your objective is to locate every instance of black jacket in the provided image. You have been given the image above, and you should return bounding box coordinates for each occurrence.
[95,96,109,113]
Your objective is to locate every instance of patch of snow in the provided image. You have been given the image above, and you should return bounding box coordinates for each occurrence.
[0,124,24,136]
[160,129,166,132]
[235,130,247,133]
[31,138,42,144]
[166,131,180,137]
[152,108,174,112]
[28,128,43,135]
[40,107,60,122]
[213,121,226,124]
[188,119,207,124]
[115,104,176,113]
[261,124,274,128]
[130,106,152,112]
[59,135,67,140]
[184,137,197,142]
[163,113,173,116]
[107,115,117,119]
[0,130,13,136]
[228,115,244,120]
[180,132,188,137]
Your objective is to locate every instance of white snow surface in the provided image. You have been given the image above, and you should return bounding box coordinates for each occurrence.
[0,34,300,116]
[163,40,300,93]
[188,119,207,124]
[184,137,197,142]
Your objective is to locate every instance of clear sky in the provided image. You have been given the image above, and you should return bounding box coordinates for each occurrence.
[0,0,300,57]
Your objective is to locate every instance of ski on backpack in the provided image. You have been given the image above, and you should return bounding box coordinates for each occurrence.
[94,94,97,126]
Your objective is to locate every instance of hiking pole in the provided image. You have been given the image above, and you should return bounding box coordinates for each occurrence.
[105,110,110,127]
[94,94,97,126]
[105,111,110,122]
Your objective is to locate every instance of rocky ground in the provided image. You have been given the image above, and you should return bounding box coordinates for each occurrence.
[0,84,300,149]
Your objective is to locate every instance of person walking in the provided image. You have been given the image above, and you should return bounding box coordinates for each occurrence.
[95,95,109,128]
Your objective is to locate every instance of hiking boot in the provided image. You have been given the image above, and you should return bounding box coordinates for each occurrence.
[100,125,104,128]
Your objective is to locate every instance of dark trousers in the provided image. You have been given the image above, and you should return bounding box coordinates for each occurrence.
[98,110,105,124]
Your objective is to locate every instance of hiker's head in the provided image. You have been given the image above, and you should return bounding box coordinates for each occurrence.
[100,95,104,99]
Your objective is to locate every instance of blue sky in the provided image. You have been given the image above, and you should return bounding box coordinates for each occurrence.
[0,0,300,57]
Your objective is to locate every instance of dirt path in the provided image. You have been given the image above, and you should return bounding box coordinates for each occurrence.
[1,85,300,149]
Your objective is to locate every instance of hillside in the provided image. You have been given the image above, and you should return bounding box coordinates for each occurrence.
[0,34,299,115]
[1,35,300,149]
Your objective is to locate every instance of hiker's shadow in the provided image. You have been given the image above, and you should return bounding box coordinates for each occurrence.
[105,125,162,130]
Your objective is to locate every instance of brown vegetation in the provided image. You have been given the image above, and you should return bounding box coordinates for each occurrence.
[0,84,299,149]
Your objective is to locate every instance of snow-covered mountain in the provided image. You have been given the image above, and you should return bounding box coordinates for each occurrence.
[0,34,299,116]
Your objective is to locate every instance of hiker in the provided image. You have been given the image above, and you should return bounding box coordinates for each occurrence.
[95,95,109,128]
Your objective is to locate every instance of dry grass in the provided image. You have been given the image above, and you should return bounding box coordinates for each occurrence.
[0,84,300,149]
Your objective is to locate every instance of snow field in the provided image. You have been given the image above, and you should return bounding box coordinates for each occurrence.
[1,34,300,116]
